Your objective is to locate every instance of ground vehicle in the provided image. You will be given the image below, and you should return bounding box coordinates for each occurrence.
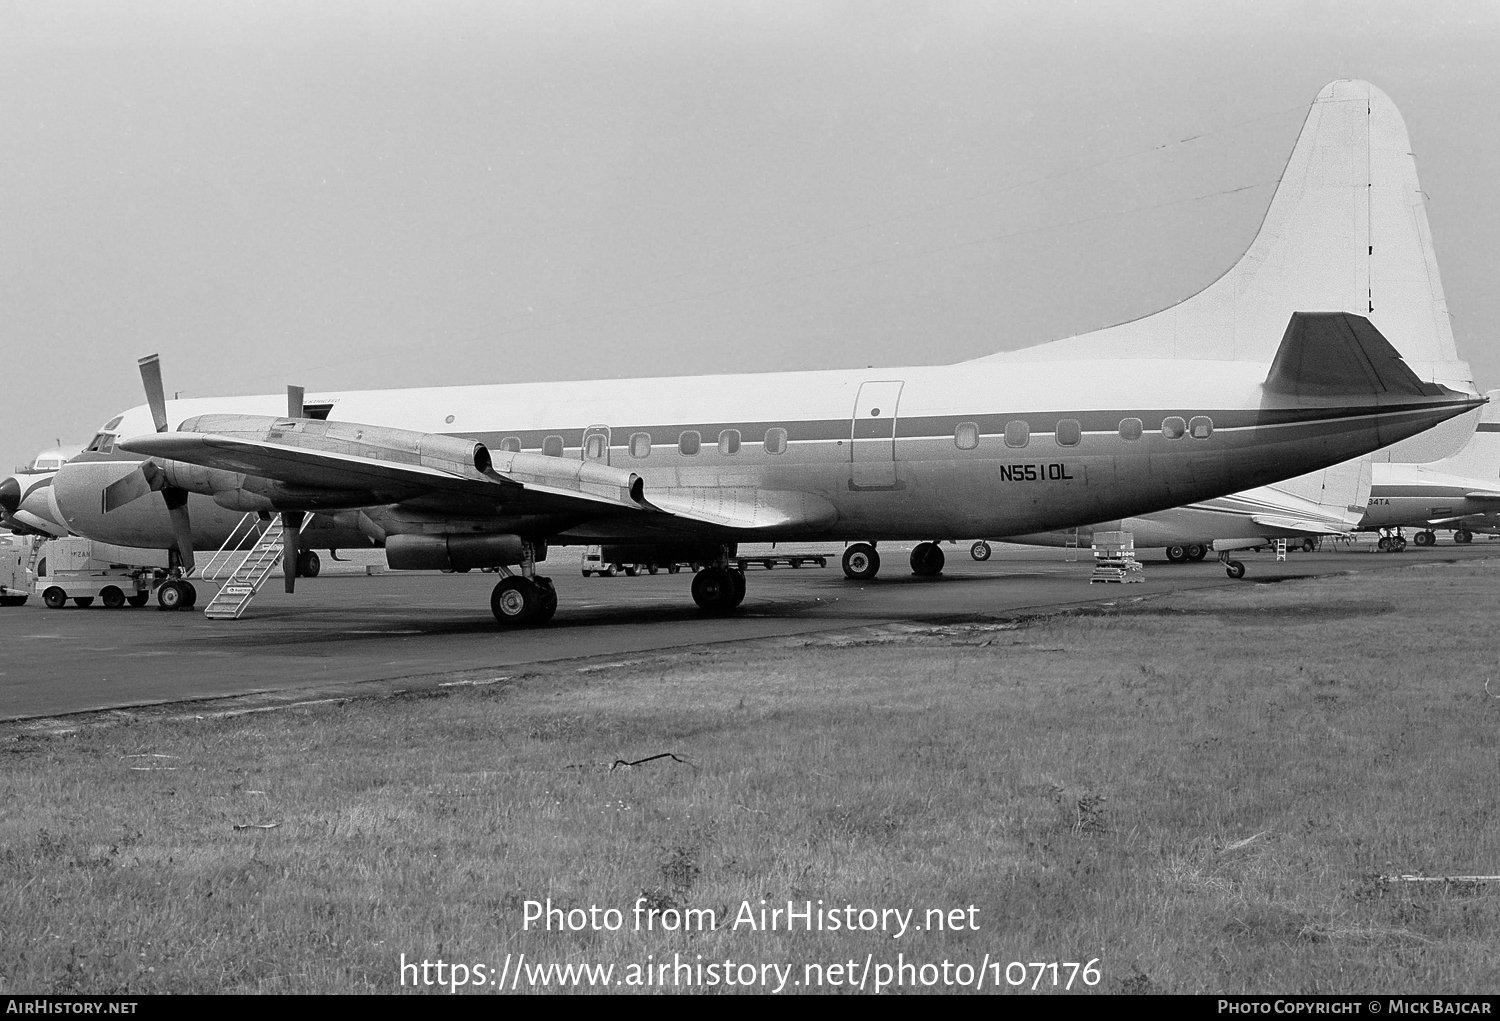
[33,537,170,609]
[0,537,34,605]
[580,545,688,576]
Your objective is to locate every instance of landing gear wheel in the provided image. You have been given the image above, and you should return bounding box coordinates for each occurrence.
[1454,528,1473,544]
[647,565,659,575]
[624,566,638,576]
[1166,544,1187,563]
[296,550,321,577]
[1301,538,1318,553]
[491,577,540,625]
[970,540,992,562]
[101,586,126,609]
[842,543,880,581]
[1186,544,1207,561]
[156,580,187,611]
[73,597,94,607]
[1377,536,1391,551]
[181,582,197,608]
[533,578,558,625]
[43,587,66,610]
[1225,560,1246,579]
[668,565,681,574]
[1414,531,1435,547]
[1393,536,1407,552]
[910,542,945,576]
[691,567,739,611]
[126,593,149,607]
[728,568,746,608]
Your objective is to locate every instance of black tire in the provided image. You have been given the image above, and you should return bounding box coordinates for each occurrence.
[1455,528,1473,544]
[1301,538,1317,553]
[73,597,94,607]
[581,570,592,577]
[1377,536,1391,551]
[1186,544,1207,561]
[491,577,540,625]
[126,593,149,607]
[842,543,880,581]
[691,567,736,610]
[1166,545,1187,563]
[101,586,126,609]
[43,587,67,610]
[0,595,27,607]
[648,565,658,575]
[181,582,197,608]
[728,568,746,608]
[1414,531,1433,547]
[624,566,637,576]
[297,551,322,577]
[156,581,186,611]
[910,542,945,576]
[603,565,618,577]
[1394,536,1407,552]
[534,579,558,625]
[970,541,992,561]
[1225,560,1246,579]
[668,565,681,574]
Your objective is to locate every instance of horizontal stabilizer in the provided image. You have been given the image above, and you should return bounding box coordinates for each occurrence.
[1263,312,1448,399]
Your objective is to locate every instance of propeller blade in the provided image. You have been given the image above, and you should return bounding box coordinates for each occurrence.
[139,355,169,433]
[162,487,195,573]
[282,510,304,593]
[287,385,304,419]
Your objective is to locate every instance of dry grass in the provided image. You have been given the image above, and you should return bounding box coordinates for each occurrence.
[3,560,1500,993]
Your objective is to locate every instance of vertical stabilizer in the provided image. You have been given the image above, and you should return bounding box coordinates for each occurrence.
[985,80,1475,460]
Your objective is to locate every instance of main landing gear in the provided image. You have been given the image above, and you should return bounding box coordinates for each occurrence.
[842,542,880,580]
[1377,529,1408,552]
[691,565,745,612]
[1165,544,1208,563]
[156,578,198,611]
[1453,527,1473,544]
[489,542,556,626]
[1413,530,1436,547]
[909,541,945,577]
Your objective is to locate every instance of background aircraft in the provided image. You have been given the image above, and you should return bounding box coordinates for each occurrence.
[996,457,1371,578]
[1359,389,1500,547]
[0,445,82,538]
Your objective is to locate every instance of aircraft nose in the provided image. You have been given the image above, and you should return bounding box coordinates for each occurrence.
[0,476,18,514]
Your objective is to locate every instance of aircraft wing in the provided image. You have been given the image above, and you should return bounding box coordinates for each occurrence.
[119,432,647,512]
[1248,514,1352,536]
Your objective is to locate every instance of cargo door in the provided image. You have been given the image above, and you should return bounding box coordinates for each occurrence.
[850,381,904,489]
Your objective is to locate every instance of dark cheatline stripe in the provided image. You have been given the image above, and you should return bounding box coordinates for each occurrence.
[460,399,1471,454]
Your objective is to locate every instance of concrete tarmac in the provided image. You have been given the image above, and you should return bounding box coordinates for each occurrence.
[1,542,1492,721]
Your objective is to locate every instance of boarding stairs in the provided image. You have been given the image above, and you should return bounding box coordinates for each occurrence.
[200,512,310,619]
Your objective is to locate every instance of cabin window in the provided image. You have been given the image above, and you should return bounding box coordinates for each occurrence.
[1189,416,1213,439]
[764,427,787,455]
[1162,416,1186,440]
[1004,421,1030,448]
[585,434,608,460]
[1055,419,1081,447]
[679,430,701,456]
[498,436,521,453]
[629,432,651,458]
[542,435,565,457]
[718,429,741,455]
[954,422,979,450]
[1118,418,1143,441]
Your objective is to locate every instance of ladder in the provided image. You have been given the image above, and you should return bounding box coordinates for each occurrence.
[1064,528,1081,562]
[202,513,310,619]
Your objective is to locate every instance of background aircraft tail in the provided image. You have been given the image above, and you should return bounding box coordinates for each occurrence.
[1265,455,1373,532]
[1424,389,1500,480]
[987,79,1476,458]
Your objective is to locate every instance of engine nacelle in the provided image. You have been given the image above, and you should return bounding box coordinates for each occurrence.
[385,533,530,572]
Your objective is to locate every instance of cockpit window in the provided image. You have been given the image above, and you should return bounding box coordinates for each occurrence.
[86,433,108,452]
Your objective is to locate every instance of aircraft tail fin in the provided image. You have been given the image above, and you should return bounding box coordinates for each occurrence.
[990,81,1472,391]
[1425,389,1500,480]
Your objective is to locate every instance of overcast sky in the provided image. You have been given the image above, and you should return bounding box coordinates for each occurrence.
[3,1,1498,470]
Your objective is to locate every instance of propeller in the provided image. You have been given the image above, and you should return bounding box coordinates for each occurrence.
[282,510,304,593]
[134,355,196,574]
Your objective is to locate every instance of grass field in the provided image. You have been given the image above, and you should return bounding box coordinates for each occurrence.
[2,558,1498,994]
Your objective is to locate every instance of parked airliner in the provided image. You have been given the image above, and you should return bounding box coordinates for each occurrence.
[49,81,1483,622]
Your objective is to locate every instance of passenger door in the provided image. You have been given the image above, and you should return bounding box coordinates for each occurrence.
[850,381,904,489]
